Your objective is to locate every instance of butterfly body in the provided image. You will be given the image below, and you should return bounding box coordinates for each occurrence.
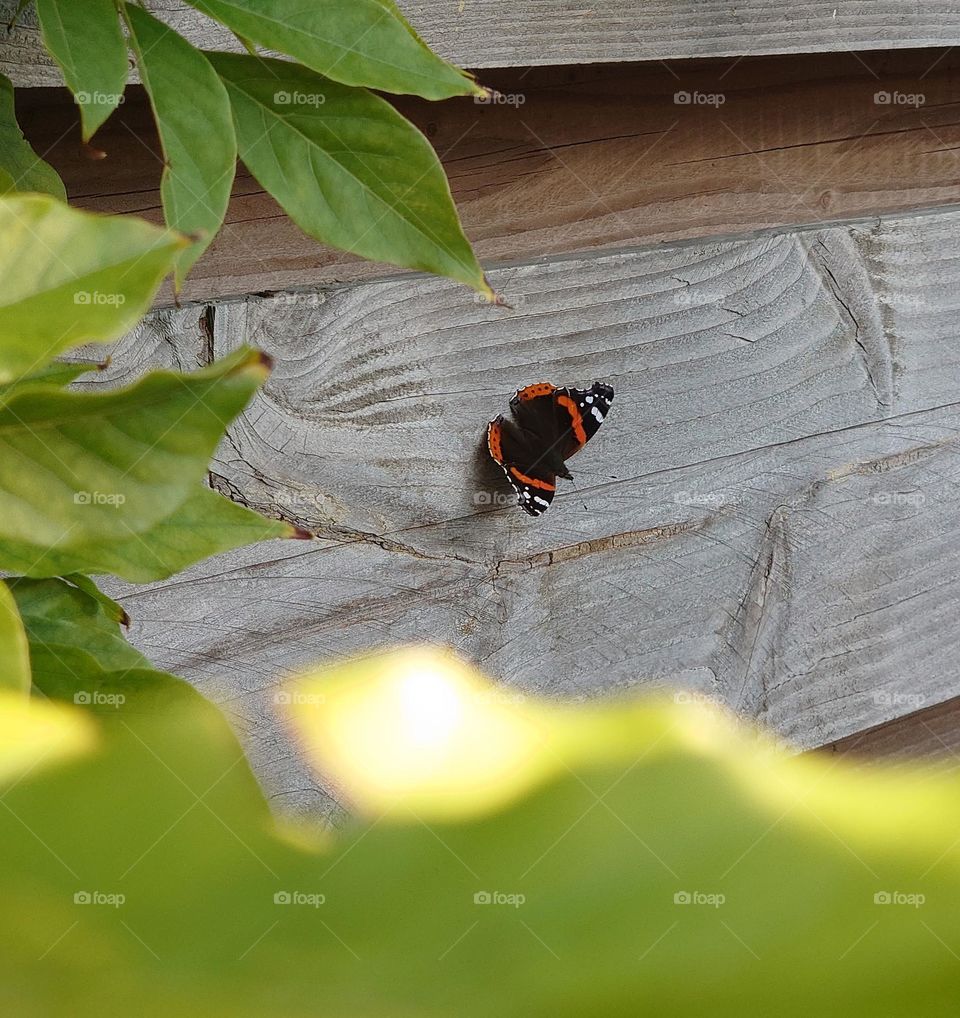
[487,381,614,516]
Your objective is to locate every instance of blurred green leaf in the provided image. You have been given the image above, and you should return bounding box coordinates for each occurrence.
[1,653,960,1014]
[35,0,128,142]
[0,195,185,382]
[0,72,66,199]
[0,348,271,576]
[212,54,490,297]
[186,0,481,99]
[2,486,299,582]
[0,579,30,694]
[0,692,94,783]
[124,5,237,290]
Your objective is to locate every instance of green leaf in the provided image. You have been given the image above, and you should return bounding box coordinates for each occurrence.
[0,358,105,403]
[124,6,237,290]
[35,0,128,142]
[0,195,186,383]
[1,486,300,582]
[0,348,272,577]
[0,73,66,199]
[60,574,129,626]
[0,579,30,694]
[212,54,490,297]
[11,577,147,680]
[2,654,960,1013]
[186,0,481,99]
[10,577,267,806]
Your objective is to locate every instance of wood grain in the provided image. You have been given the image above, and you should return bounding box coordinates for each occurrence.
[89,206,960,813]
[6,0,960,81]
[16,49,960,305]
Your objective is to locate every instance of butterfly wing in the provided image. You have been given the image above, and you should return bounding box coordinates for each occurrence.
[487,415,556,516]
[554,383,615,459]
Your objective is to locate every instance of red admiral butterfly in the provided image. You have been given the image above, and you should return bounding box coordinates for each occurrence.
[487,381,614,516]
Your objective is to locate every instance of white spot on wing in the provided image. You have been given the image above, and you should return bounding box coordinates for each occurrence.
[591,406,605,423]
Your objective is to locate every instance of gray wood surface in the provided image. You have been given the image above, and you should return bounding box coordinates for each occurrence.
[5,0,960,85]
[85,206,960,817]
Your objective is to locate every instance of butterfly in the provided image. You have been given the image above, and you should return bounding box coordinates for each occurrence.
[486,381,614,516]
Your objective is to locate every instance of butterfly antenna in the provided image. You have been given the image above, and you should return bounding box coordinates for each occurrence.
[569,475,589,512]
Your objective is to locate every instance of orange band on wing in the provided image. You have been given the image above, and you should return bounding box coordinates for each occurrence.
[509,467,555,491]
[515,382,556,401]
[487,420,503,462]
[556,394,587,446]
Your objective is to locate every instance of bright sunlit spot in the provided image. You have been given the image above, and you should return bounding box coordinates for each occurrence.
[286,648,558,819]
[395,665,465,751]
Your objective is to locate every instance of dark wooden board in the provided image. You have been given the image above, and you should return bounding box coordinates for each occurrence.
[15,50,960,304]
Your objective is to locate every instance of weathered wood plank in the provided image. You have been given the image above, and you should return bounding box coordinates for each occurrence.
[91,206,960,812]
[6,0,960,82]
[824,696,960,769]
[17,51,960,303]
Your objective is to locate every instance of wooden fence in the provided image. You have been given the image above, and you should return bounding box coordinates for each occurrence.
[7,0,960,813]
